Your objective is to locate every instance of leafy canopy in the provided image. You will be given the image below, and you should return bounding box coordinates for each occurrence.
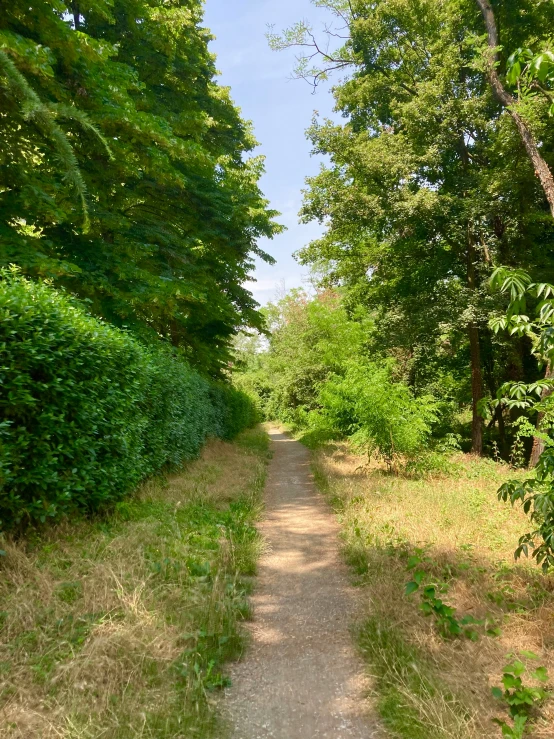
[0,0,282,375]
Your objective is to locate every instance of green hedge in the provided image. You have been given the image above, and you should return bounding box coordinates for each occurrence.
[0,272,255,529]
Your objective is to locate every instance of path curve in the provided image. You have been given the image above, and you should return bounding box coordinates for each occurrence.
[224,427,378,739]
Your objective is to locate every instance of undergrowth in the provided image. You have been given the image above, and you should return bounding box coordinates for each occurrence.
[0,427,270,739]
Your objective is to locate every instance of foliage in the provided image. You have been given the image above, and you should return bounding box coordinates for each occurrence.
[318,360,437,464]
[235,289,438,463]
[0,428,269,737]
[492,653,550,738]
[0,0,281,375]
[0,271,256,530]
[490,267,554,570]
[236,289,369,426]
[405,551,483,640]
[507,47,554,116]
[270,0,554,455]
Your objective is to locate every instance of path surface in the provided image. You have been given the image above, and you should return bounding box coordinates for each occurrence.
[224,428,378,739]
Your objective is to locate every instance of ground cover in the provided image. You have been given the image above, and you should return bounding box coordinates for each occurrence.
[0,428,269,739]
[306,439,554,739]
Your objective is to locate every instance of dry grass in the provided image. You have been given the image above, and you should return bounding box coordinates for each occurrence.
[0,428,270,739]
[310,441,554,739]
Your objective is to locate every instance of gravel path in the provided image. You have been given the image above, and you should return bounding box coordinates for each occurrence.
[224,427,379,739]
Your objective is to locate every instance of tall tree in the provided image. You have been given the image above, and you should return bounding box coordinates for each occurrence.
[0,0,281,375]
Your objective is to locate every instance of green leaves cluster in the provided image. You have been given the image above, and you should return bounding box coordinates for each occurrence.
[0,271,256,530]
[490,267,554,570]
[492,654,550,738]
[319,360,437,465]
[507,47,554,115]
[405,552,484,639]
[0,0,281,375]
[236,289,437,463]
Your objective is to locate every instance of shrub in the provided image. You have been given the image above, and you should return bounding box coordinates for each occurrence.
[318,360,437,464]
[209,382,259,441]
[0,272,255,529]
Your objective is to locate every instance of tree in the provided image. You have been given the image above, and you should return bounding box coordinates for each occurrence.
[474,0,554,218]
[490,267,554,569]
[0,0,282,375]
[271,0,554,454]
[234,289,369,424]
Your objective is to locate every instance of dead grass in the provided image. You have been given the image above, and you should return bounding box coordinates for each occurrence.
[0,427,270,739]
[310,441,554,739]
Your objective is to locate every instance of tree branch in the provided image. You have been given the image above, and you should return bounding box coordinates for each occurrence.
[475,0,554,218]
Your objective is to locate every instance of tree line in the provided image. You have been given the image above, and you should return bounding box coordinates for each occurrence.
[264,0,554,456]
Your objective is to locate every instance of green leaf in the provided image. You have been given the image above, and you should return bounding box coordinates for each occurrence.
[405,581,420,596]
[531,666,549,682]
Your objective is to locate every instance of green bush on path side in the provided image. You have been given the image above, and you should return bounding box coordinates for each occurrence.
[0,271,256,530]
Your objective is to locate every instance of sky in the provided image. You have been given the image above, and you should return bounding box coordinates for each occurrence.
[202,0,338,306]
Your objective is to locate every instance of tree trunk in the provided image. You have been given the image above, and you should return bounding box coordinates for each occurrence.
[469,323,484,455]
[529,362,554,467]
[475,0,554,218]
[467,230,484,455]
[72,3,81,30]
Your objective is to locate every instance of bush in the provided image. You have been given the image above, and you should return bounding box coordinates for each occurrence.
[207,382,259,441]
[0,272,255,529]
[318,360,437,464]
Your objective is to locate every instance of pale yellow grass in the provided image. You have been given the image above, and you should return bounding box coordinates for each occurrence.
[0,429,269,739]
[312,442,554,739]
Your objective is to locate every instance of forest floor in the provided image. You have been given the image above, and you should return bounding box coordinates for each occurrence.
[0,427,270,739]
[304,436,554,739]
[223,427,380,739]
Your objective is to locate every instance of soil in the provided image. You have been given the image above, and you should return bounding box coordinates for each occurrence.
[224,427,379,739]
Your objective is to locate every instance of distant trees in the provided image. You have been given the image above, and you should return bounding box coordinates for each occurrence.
[0,0,281,375]
[236,290,437,466]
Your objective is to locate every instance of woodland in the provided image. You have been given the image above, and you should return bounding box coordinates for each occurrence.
[237,0,554,569]
[2,1,554,738]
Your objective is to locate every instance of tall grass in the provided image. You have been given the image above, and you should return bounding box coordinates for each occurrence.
[0,428,270,738]
[309,441,554,739]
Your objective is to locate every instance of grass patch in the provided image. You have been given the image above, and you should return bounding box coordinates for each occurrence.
[308,441,554,739]
[0,427,270,739]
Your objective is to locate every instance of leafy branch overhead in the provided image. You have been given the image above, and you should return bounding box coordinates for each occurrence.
[475,0,554,217]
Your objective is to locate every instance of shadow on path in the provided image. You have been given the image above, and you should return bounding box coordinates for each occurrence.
[224,428,379,739]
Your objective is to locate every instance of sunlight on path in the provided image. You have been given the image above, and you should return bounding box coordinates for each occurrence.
[224,428,379,739]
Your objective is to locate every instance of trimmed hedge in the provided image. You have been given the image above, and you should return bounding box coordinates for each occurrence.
[0,272,256,529]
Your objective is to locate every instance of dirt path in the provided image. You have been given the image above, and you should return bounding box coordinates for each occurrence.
[224,427,378,739]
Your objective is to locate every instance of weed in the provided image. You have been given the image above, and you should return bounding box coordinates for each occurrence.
[0,428,269,738]
[492,653,550,737]
[405,552,485,639]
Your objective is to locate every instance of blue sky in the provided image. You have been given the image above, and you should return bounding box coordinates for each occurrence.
[202,0,337,306]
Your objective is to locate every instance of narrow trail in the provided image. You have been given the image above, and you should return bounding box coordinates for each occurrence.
[224,427,378,739]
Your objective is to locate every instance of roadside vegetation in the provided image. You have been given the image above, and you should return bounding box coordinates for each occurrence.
[0,272,256,531]
[4,0,554,737]
[0,428,270,739]
[308,439,554,739]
